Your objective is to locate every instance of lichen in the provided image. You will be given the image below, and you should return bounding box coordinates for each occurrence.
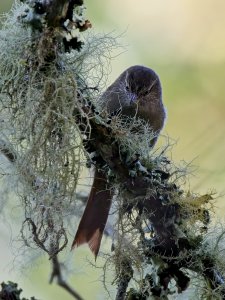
[0,1,120,256]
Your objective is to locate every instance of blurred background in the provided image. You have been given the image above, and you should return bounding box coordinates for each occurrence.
[0,0,225,299]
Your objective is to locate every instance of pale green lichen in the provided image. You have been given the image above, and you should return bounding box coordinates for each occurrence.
[0,1,120,256]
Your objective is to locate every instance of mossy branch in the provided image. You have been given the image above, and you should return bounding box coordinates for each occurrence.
[0,281,37,300]
[0,1,225,300]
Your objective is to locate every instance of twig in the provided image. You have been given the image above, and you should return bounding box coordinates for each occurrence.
[0,139,82,299]
[50,255,84,300]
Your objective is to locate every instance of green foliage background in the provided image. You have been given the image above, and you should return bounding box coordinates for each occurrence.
[0,1,225,299]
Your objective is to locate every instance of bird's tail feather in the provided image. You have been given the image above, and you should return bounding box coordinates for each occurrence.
[71,169,112,258]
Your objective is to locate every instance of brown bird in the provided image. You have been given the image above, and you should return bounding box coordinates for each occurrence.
[72,65,166,258]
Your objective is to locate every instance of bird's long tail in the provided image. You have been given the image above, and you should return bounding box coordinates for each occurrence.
[71,169,112,259]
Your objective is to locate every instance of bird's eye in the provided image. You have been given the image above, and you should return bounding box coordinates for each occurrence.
[125,85,130,91]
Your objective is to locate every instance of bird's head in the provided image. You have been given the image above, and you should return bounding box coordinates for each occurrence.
[123,65,162,105]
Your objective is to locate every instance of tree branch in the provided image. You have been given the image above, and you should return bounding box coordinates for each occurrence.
[115,258,133,300]
[50,255,84,300]
[1,0,224,299]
